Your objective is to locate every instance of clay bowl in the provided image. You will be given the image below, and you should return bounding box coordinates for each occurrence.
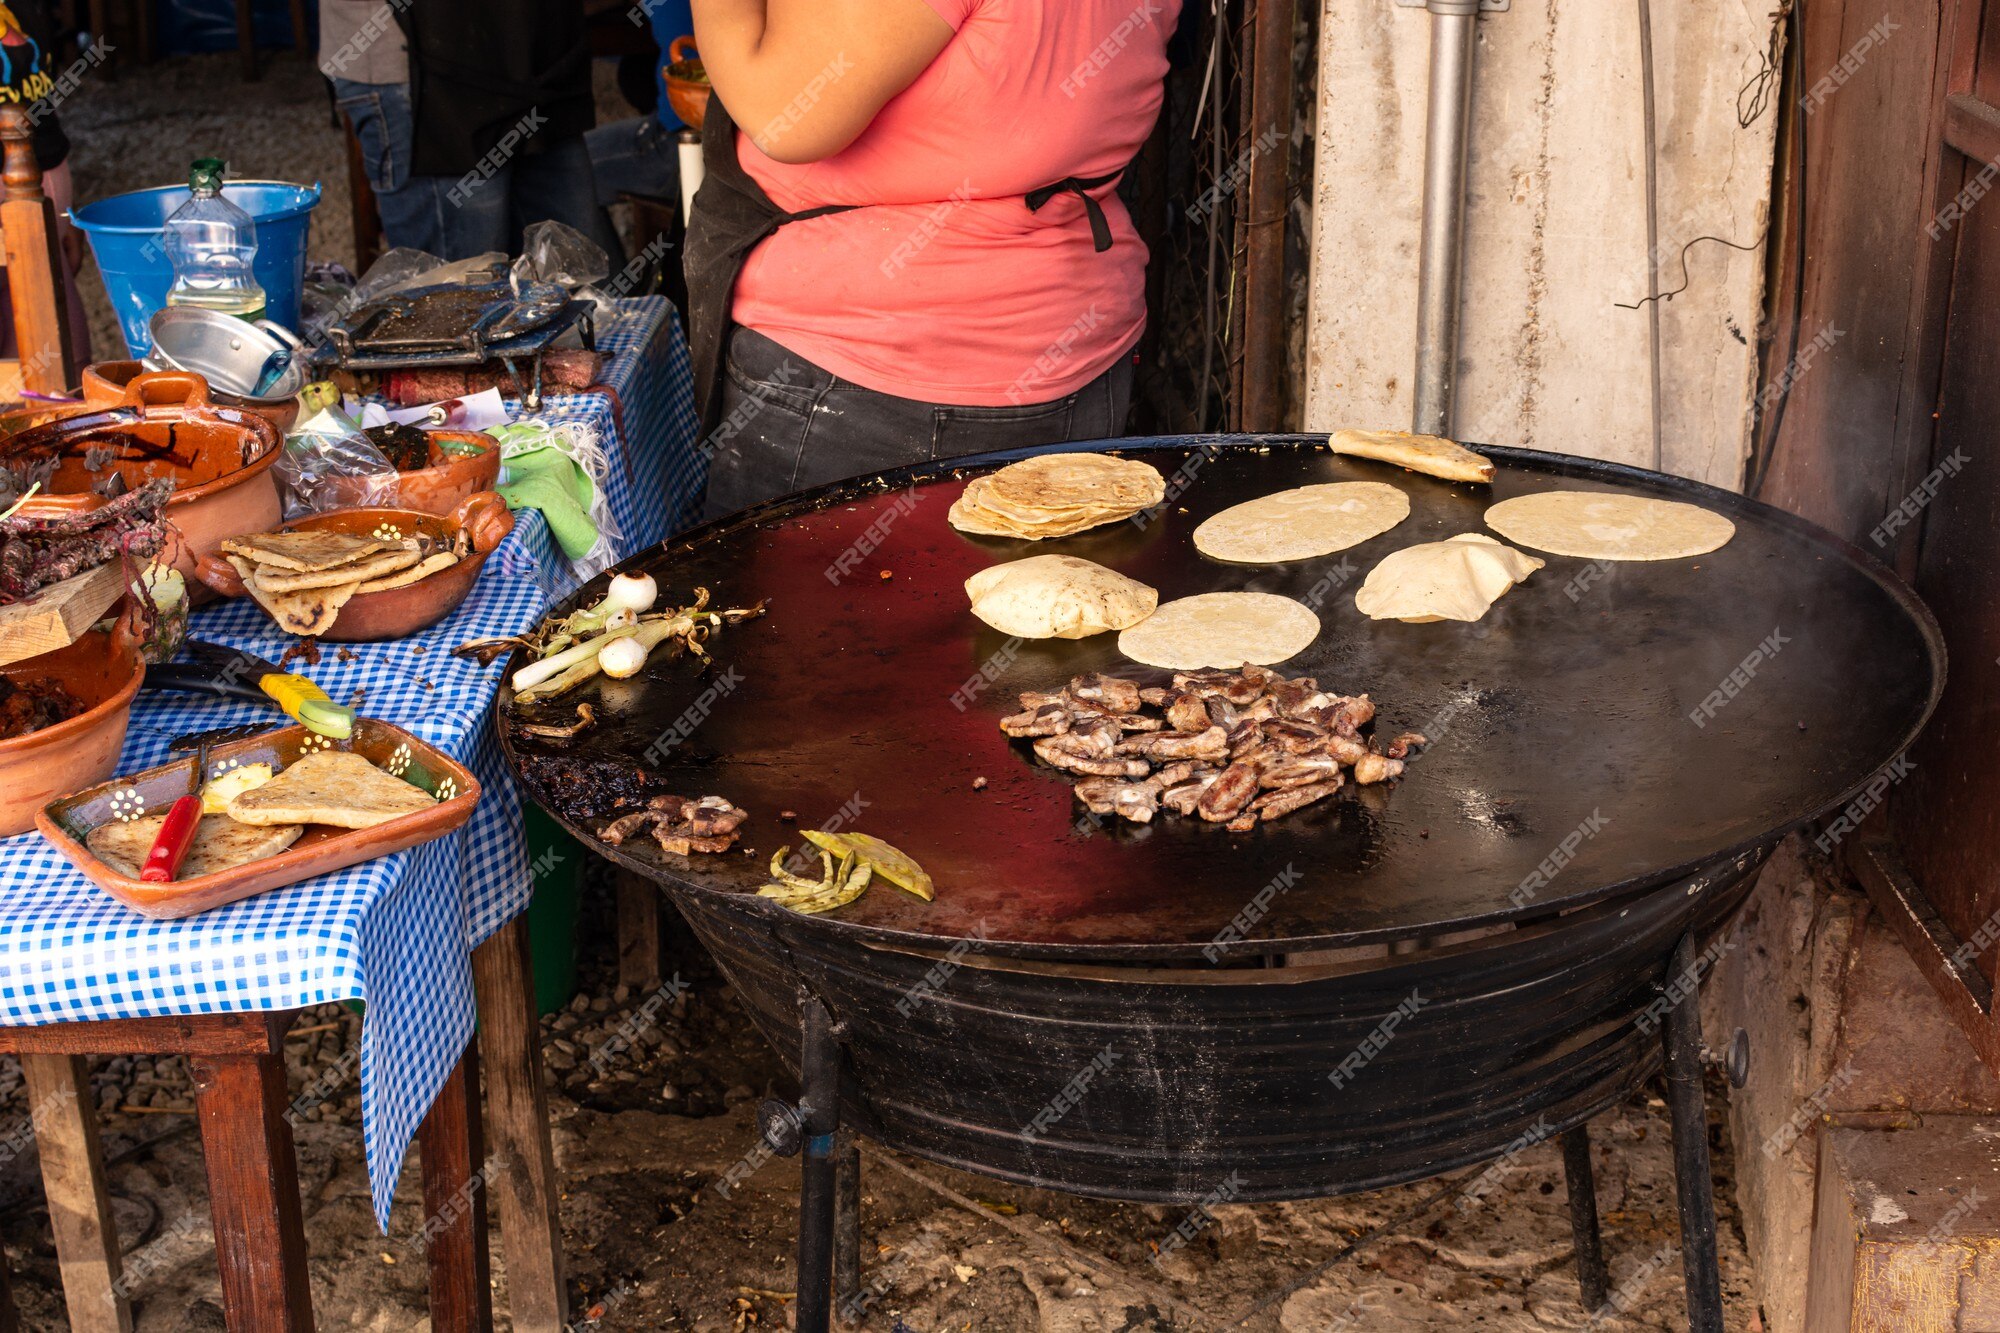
[192,492,515,642]
[4,371,282,580]
[320,429,501,517]
[82,360,299,433]
[38,717,481,920]
[665,37,712,129]
[0,621,145,837]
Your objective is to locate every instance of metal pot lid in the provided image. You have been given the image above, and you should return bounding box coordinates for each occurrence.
[147,306,307,404]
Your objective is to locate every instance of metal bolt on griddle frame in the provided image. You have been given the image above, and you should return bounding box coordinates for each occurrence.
[1701,1027,1751,1089]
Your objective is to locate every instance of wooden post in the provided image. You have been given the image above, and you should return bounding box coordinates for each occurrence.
[615,870,665,992]
[471,915,568,1331]
[190,1037,315,1333]
[0,104,77,395]
[19,1054,131,1333]
[417,1045,494,1333]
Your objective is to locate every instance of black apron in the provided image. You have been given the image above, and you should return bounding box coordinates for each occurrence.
[685,94,1119,438]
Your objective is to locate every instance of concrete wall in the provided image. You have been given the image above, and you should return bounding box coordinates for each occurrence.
[1303,0,1778,490]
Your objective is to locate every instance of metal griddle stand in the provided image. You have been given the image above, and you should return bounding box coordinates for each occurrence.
[755,937,1746,1332]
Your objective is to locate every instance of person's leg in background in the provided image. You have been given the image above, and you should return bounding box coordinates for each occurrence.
[330,77,459,256]
[508,136,624,261]
[584,116,681,209]
[40,159,91,370]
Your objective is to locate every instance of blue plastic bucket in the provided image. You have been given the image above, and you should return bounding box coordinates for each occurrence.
[69,181,322,356]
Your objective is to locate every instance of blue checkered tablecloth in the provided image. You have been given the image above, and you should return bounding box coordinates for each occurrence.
[508,296,707,601]
[0,298,703,1232]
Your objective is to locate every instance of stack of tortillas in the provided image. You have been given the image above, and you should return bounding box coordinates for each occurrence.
[1484,492,1735,560]
[965,555,1157,639]
[950,453,1167,540]
[221,531,463,636]
[1356,534,1545,623]
[1194,482,1410,564]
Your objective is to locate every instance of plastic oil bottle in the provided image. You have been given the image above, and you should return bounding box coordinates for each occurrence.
[162,158,267,322]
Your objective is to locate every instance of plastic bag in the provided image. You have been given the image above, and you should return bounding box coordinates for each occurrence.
[274,385,401,517]
[354,248,510,305]
[510,220,618,323]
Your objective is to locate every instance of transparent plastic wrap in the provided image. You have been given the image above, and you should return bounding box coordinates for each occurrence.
[274,383,401,517]
[510,221,616,322]
[353,248,510,305]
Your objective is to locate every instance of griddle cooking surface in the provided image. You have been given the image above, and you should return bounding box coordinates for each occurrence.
[503,438,1942,959]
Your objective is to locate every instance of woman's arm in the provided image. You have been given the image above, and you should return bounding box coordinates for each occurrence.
[691,0,953,164]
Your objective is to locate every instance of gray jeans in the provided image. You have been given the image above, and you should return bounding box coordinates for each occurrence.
[701,327,1135,521]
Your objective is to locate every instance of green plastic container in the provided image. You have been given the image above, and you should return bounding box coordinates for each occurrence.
[524,804,583,1016]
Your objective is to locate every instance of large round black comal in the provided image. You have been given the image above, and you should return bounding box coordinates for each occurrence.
[501,437,1942,1329]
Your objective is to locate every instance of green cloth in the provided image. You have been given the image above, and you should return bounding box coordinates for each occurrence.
[490,427,602,561]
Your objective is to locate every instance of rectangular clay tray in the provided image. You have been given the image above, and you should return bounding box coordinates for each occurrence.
[35,719,481,920]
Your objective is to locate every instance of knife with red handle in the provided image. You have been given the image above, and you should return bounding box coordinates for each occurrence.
[139,739,209,883]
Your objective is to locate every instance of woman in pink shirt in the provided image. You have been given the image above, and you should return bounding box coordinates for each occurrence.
[688,0,1181,519]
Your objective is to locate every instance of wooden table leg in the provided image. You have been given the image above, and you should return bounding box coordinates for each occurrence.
[191,1046,314,1333]
[472,915,569,1331]
[19,1054,131,1333]
[615,870,665,992]
[417,1045,493,1333]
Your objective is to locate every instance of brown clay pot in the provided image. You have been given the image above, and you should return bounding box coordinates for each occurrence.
[192,492,516,642]
[0,619,145,837]
[4,371,283,580]
[318,429,502,517]
[82,360,300,433]
[665,37,711,129]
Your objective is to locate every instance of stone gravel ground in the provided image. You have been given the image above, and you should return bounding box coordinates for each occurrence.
[1,45,1768,1333]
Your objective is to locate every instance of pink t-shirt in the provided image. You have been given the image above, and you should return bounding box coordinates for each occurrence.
[732,0,1179,406]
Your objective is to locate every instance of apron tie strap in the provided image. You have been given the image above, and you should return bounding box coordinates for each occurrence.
[1025,169,1122,253]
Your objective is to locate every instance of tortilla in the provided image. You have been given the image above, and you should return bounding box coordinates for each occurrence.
[356,550,460,594]
[231,555,359,637]
[982,453,1167,512]
[220,531,390,572]
[1332,429,1494,484]
[1117,592,1320,670]
[87,813,303,880]
[228,751,437,829]
[949,475,1142,541]
[1355,534,1545,623]
[251,542,422,592]
[1484,491,1736,560]
[1193,482,1410,564]
[965,555,1157,639]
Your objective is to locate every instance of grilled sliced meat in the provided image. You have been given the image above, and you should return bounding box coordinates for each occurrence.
[1033,737,1151,778]
[1226,718,1265,759]
[600,794,748,855]
[1001,702,1073,737]
[1160,777,1215,816]
[1205,696,1240,728]
[1017,690,1067,711]
[1068,673,1143,714]
[1260,718,1328,754]
[688,796,749,839]
[599,810,656,845]
[1226,812,1260,833]
[1116,714,1166,732]
[658,829,738,855]
[1165,691,1212,734]
[1196,761,1261,822]
[1175,670,1265,705]
[1256,753,1343,790]
[1385,731,1428,759]
[1353,752,1406,785]
[1251,780,1341,818]
[1046,717,1121,759]
[1072,777,1131,816]
[1116,726,1229,762]
[1322,732,1371,765]
[1269,679,1329,716]
[1139,686,1174,707]
[1152,761,1203,789]
[1113,783,1160,823]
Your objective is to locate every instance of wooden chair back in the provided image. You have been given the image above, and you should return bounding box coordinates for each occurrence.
[0,101,78,398]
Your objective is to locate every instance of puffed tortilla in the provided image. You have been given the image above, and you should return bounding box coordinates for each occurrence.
[87,813,303,880]
[1355,534,1545,623]
[965,555,1158,640]
[1484,491,1735,560]
[1193,482,1411,564]
[982,453,1167,512]
[1332,429,1494,484]
[228,751,436,828]
[1117,592,1320,670]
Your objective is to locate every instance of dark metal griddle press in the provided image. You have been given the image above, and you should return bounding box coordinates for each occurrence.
[500,437,1943,1332]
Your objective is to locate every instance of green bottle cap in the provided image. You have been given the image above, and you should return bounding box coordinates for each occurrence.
[188,157,225,194]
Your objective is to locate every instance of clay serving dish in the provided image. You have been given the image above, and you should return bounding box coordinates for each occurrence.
[37,718,481,920]
[0,619,145,837]
[665,37,712,129]
[318,429,501,516]
[3,371,282,579]
[82,360,299,433]
[191,491,514,642]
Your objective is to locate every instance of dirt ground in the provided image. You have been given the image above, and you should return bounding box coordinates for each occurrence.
[2,47,1769,1333]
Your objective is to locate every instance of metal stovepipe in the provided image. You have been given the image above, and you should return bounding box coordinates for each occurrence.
[1412,0,1482,437]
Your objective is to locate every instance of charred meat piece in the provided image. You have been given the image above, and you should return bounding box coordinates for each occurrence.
[1268,679,1329,717]
[1353,752,1406,785]
[1113,783,1161,823]
[689,796,750,839]
[1000,702,1074,737]
[1017,690,1067,711]
[657,830,738,856]
[1385,731,1428,760]
[1204,696,1240,729]
[1046,717,1121,759]
[1032,736,1152,778]
[1250,780,1341,818]
[1256,754,1343,790]
[1175,670,1266,706]
[1165,691,1212,733]
[598,793,749,855]
[1322,732,1371,765]
[1152,761,1203,789]
[1226,718,1265,759]
[598,809,656,846]
[1225,812,1260,833]
[1115,714,1166,733]
[1260,718,1329,755]
[1196,761,1261,822]
[1160,777,1215,816]
[1068,673,1143,714]
[1116,726,1230,762]
[1072,777,1131,816]
[1139,686,1174,707]
[521,755,658,821]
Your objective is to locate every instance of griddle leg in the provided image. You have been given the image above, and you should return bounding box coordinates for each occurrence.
[1561,1123,1610,1312]
[834,1130,862,1323]
[1661,933,1726,1333]
[796,991,842,1333]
